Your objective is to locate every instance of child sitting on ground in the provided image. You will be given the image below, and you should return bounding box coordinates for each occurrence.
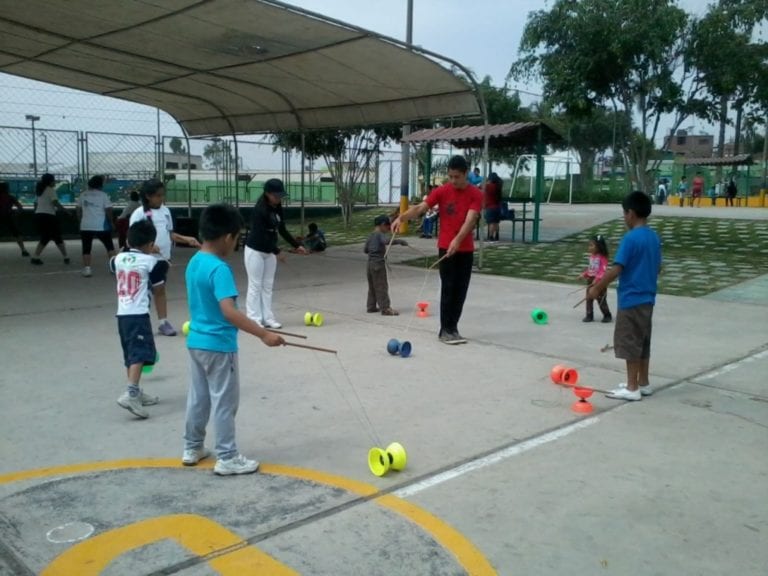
[302,222,327,252]
[364,215,408,316]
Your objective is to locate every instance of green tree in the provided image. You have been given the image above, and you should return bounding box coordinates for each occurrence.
[687,0,767,159]
[168,136,186,155]
[272,127,399,227]
[512,0,696,191]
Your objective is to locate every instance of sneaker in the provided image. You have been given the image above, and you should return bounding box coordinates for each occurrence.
[63,258,71,265]
[601,315,613,323]
[439,331,453,344]
[617,382,653,396]
[264,319,282,329]
[605,386,642,401]
[117,392,149,418]
[367,308,380,313]
[582,315,594,323]
[448,331,468,344]
[21,250,30,257]
[158,320,177,336]
[381,308,399,316]
[139,389,159,406]
[182,447,210,466]
[30,258,43,265]
[81,266,92,277]
[214,454,260,476]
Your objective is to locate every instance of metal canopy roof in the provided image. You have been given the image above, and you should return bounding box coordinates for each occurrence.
[678,154,753,166]
[0,0,480,136]
[402,122,564,147]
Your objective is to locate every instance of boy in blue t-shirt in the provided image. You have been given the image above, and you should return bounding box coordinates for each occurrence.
[182,204,284,475]
[588,191,662,401]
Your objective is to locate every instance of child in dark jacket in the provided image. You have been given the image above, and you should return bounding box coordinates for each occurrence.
[364,215,408,315]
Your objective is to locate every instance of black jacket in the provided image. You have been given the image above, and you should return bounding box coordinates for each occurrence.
[245,194,299,254]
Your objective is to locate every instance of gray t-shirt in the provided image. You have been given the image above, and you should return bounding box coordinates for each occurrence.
[364,231,406,262]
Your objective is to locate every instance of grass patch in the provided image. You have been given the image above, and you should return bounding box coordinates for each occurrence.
[404,216,768,298]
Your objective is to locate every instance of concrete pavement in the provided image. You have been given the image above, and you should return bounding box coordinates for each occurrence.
[0,203,766,575]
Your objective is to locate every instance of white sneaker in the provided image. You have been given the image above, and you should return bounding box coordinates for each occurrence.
[264,319,282,329]
[617,382,654,396]
[117,392,149,418]
[139,389,159,406]
[606,386,642,401]
[182,447,210,466]
[81,266,92,277]
[214,454,260,476]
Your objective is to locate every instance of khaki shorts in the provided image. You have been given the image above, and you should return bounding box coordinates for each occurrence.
[614,304,654,360]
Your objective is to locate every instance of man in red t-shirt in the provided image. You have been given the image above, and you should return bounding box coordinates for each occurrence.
[691,172,705,207]
[393,155,482,345]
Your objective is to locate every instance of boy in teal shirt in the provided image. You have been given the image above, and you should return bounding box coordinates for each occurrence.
[182,204,284,475]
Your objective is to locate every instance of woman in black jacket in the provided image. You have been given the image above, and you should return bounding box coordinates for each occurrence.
[243,178,307,328]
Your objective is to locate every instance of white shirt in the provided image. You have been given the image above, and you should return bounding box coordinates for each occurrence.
[78,189,112,231]
[112,250,160,315]
[35,186,58,215]
[129,205,173,260]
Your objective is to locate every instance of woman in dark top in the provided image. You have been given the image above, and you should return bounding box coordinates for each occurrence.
[243,178,307,328]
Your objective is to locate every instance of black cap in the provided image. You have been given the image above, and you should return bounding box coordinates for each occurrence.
[264,178,286,197]
[374,215,390,226]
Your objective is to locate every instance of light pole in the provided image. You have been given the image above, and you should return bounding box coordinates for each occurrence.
[42,132,49,172]
[25,114,40,177]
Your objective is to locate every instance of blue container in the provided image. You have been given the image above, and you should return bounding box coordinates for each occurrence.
[399,341,412,358]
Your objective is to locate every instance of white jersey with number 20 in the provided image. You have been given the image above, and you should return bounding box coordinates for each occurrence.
[112,251,161,316]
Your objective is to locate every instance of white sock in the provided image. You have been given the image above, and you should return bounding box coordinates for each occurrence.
[159,318,167,324]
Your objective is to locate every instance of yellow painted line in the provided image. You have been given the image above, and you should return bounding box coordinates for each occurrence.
[42,514,298,576]
[1,459,497,576]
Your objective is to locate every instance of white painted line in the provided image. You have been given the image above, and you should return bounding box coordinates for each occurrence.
[393,417,599,498]
[46,521,94,543]
[696,349,768,381]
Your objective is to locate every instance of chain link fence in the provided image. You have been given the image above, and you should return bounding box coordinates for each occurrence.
[1,125,419,209]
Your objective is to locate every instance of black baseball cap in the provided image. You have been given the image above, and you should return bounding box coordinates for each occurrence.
[264,178,286,197]
[374,215,390,226]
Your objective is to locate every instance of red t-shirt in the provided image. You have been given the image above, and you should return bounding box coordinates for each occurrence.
[484,181,501,209]
[692,176,705,196]
[426,183,483,252]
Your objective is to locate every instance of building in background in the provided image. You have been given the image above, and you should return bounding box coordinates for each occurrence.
[663,129,714,158]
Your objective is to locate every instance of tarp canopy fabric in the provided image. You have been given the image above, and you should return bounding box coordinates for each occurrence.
[402,122,564,148]
[0,0,479,136]
[677,154,753,166]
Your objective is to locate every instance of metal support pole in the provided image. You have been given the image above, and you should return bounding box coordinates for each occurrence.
[399,0,414,231]
[300,132,306,230]
[533,125,544,243]
[233,134,240,208]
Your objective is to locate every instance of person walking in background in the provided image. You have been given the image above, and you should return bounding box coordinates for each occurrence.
[77,175,117,277]
[691,171,705,207]
[484,172,503,242]
[656,178,667,205]
[393,155,482,345]
[0,181,30,257]
[117,190,140,250]
[677,176,688,208]
[580,234,612,323]
[243,178,307,329]
[129,179,201,336]
[468,166,483,186]
[30,173,70,265]
[726,177,738,207]
[364,215,408,316]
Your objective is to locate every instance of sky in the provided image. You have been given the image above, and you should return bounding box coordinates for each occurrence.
[0,0,721,141]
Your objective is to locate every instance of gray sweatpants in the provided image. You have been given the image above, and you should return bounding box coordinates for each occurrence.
[185,349,240,461]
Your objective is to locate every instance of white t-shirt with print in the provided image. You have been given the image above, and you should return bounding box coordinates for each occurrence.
[35,186,58,215]
[111,251,161,316]
[129,205,174,260]
[78,189,112,231]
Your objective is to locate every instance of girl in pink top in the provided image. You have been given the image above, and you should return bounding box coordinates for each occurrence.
[581,234,612,323]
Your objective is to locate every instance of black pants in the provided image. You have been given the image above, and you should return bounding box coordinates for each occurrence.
[366,260,390,311]
[438,249,474,335]
[586,278,611,318]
